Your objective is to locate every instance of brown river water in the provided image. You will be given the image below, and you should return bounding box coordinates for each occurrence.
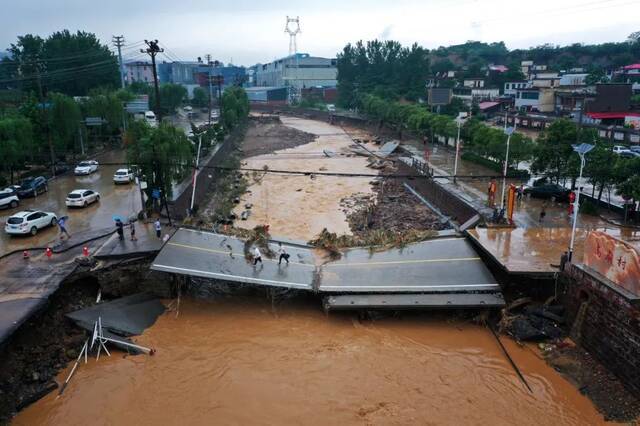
[13,297,606,425]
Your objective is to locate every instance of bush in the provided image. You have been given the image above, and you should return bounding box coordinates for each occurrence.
[580,200,599,216]
[461,152,530,178]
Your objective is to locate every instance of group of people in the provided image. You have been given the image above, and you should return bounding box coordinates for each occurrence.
[114,218,164,241]
[251,243,290,268]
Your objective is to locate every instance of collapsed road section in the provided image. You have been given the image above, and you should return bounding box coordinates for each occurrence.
[151,227,504,309]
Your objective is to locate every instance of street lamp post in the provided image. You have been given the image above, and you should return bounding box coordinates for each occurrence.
[453,112,468,184]
[568,143,595,261]
[500,123,516,210]
[189,132,203,215]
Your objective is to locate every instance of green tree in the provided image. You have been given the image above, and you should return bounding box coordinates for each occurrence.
[221,86,249,130]
[126,121,193,202]
[49,92,81,155]
[191,87,208,108]
[0,116,34,184]
[531,119,577,183]
[3,31,119,95]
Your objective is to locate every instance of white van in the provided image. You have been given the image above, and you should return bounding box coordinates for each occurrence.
[144,111,157,127]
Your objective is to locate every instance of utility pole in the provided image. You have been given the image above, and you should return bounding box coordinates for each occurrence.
[32,54,56,176]
[112,35,125,89]
[141,40,163,121]
[205,54,213,125]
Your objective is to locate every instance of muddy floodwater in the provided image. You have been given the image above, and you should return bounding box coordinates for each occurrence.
[14,298,607,425]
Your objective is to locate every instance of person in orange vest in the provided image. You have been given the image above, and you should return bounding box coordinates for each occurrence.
[568,191,576,218]
[487,179,497,207]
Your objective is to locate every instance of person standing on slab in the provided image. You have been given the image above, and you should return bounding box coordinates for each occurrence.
[253,246,263,266]
[278,243,290,265]
[154,219,162,238]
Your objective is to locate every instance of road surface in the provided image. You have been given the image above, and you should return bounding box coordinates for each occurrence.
[0,150,141,256]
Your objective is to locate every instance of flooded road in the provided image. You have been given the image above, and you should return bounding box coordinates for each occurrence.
[0,150,140,255]
[13,298,607,425]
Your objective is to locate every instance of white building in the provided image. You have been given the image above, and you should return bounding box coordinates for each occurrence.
[504,81,530,96]
[463,78,485,88]
[559,73,588,87]
[124,61,154,84]
[254,53,337,89]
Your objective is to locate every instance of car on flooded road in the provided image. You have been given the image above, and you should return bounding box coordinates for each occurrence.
[5,210,57,236]
[65,189,100,208]
[113,168,134,184]
[74,160,99,175]
[16,176,48,198]
[0,189,19,209]
[523,183,571,201]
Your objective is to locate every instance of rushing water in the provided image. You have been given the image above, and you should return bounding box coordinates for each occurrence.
[13,296,606,425]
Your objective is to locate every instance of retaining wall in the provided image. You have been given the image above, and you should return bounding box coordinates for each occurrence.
[168,123,246,220]
[562,263,640,397]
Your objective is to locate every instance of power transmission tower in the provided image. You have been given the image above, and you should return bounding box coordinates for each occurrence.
[284,16,301,104]
[141,40,163,121]
[112,35,125,89]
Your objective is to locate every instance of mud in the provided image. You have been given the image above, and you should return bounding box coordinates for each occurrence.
[0,278,98,423]
[240,116,316,158]
[12,297,610,425]
[233,116,377,241]
[343,175,449,238]
[544,341,640,422]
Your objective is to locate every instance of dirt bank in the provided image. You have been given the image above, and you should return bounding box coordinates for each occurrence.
[240,116,316,158]
[12,296,609,425]
[0,278,98,423]
[233,116,377,241]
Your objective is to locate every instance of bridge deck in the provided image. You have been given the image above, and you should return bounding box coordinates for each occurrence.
[151,228,502,304]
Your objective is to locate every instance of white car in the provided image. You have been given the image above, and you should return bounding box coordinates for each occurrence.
[613,145,632,155]
[0,190,19,209]
[65,189,100,208]
[113,169,134,184]
[74,160,99,175]
[5,210,57,236]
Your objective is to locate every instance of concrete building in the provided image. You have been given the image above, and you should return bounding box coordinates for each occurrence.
[254,53,337,90]
[124,61,154,84]
[157,60,247,98]
[245,86,288,105]
[514,87,555,112]
[531,72,561,88]
[559,73,588,87]
[504,81,530,96]
[463,78,485,88]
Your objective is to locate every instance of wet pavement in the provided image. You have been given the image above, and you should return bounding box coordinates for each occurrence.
[152,228,501,300]
[398,137,636,274]
[12,298,608,425]
[469,225,640,273]
[0,150,141,256]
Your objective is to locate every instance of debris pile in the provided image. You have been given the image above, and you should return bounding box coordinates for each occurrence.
[344,178,449,238]
[499,298,565,341]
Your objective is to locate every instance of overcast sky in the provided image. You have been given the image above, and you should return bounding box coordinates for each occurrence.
[3,0,640,66]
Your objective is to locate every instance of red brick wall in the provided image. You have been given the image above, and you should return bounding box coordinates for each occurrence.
[563,264,640,397]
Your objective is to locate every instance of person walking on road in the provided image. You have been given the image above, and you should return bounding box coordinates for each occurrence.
[57,216,71,240]
[252,246,263,267]
[539,203,547,223]
[487,179,497,207]
[154,219,162,239]
[115,218,124,241]
[130,221,137,241]
[278,243,290,265]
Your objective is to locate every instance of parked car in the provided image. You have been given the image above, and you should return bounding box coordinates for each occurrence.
[65,189,100,207]
[5,210,57,236]
[74,160,99,175]
[523,183,571,201]
[16,176,48,198]
[113,168,134,184]
[613,145,632,155]
[619,151,640,159]
[629,145,640,154]
[0,190,19,209]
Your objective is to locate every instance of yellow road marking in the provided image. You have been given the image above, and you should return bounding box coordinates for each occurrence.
[167,242,314,267]
[325,257,482,267]
[168,242,479,268]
